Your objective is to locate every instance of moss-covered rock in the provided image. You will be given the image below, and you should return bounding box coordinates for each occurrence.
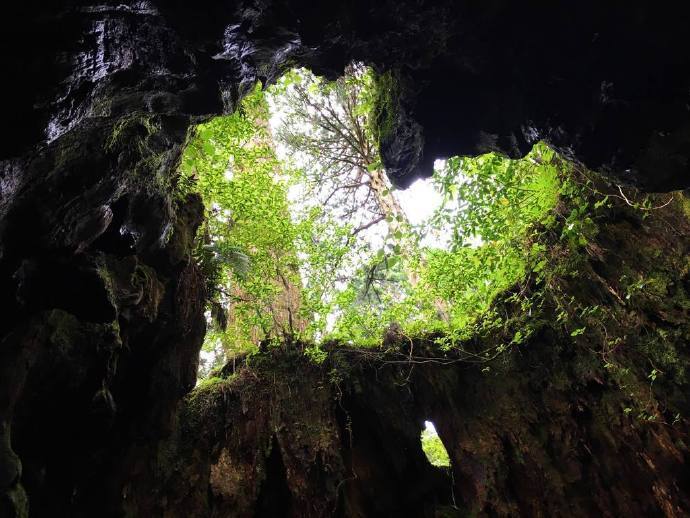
[126,171,690,517]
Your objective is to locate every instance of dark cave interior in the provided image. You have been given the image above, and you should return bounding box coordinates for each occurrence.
[2,2,690,517]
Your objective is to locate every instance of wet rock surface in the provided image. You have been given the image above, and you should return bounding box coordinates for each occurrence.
[1,1,690,517]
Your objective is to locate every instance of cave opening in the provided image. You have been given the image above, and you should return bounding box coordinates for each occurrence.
[180,65,563,380]
[420,420,450,469]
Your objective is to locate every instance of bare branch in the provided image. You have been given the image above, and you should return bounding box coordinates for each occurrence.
[352,215,386,235]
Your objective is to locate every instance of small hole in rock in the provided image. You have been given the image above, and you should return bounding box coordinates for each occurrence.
[421,420,450,468]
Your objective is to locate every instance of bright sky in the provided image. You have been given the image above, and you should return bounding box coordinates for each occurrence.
[397,174,452,249]
[397,177,443,226]
[424,420,438,435]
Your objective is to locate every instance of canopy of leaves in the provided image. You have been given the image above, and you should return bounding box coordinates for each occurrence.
[180,69,563,376]
[421,143,561,332]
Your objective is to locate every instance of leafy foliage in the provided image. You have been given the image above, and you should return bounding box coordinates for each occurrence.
[180,85,304,371]
[420,143,561,333]
[179,68,690,435]
[183,68,563,375]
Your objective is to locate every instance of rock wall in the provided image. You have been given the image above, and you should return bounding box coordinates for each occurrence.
[123,186,690,518]
[4,2,690,186]
[1,1,690,517]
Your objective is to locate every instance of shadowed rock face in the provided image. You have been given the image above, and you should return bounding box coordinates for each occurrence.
[1,1,690,517]
[4,2,690,186]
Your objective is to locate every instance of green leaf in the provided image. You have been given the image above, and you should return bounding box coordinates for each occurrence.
[570,327,586,337]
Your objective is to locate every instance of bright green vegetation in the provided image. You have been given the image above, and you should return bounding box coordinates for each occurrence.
[423,145,560,337]
[180,68,562,374]
[179,67,690,431]
[179,85,305,370]
[420,426,451,468]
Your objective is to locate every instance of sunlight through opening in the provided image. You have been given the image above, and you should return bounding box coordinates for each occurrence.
[178,65,562,379]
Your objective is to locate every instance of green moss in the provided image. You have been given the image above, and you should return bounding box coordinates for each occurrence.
[195,376,226,391]
[95,260,117,310]
[370,70,399,144]
[105,112,158,153]
[104,112,175,196]
[44,309,84,353]
[185,374,239,414]
[179,376,235,442]
[90,96,113,118]
[132,263,164,321]
[677,191,690,220]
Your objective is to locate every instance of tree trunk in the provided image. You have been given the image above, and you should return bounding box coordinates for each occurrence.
[368,167,420,284]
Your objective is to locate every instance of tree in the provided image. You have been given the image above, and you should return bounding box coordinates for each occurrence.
[270,66,422,288]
